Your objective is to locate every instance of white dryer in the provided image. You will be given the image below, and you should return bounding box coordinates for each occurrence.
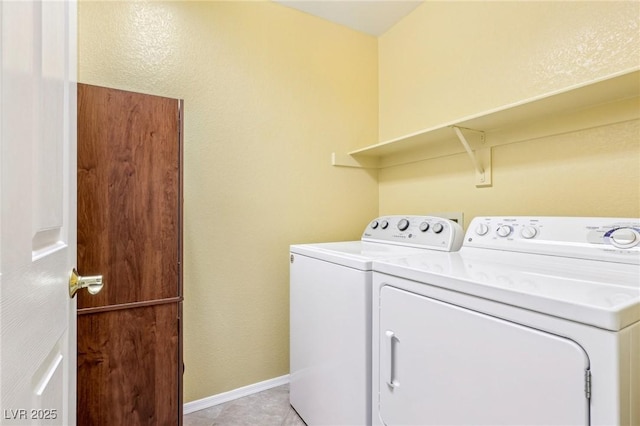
[372,216,640,426]
[290,215,464,426]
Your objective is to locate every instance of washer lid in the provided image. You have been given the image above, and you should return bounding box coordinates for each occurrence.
[290,241,431,271]
[373,249,640,331]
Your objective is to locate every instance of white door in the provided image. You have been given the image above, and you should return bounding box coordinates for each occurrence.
[379,286,590,426]
[1,1,77,424]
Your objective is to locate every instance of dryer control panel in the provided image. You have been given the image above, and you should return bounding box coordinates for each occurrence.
[362,215,464,252]
[465,216,640,264]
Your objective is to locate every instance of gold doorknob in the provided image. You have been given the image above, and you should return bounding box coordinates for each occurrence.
[69,268,104,298]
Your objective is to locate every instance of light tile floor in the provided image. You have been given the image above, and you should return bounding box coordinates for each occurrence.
[183,384,306,426]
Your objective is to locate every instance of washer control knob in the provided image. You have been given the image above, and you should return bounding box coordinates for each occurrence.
[521,226,538,239]
[475,223,489,236]
[496,225,513,238]
[419,222,430,232]
[432,223,444,234]
[371,220,379,229]
[398,219,410,231]
[380,220,389,230]
[610,228,639,248]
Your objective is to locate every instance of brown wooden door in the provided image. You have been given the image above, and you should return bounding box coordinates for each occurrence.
[77,84,183,425]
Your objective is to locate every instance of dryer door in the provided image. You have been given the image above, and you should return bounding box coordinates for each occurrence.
[378,286,589,426]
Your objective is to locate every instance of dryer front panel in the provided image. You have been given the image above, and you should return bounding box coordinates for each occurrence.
[378,285,590,426]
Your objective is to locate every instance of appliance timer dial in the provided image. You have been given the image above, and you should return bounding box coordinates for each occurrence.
[475,223,489,236]
[496,225,513,238]
[432,223,444,234]
[521,226,538,239]
[398,219,410,231]
[609,228,639,248]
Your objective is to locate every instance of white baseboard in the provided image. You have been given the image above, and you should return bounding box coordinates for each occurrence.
[183,374,290,415]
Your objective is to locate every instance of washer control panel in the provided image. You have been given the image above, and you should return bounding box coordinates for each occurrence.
[465,216,640,264]
[362,215,464,252]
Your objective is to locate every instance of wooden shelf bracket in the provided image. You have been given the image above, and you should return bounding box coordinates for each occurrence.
[452,126,492,187]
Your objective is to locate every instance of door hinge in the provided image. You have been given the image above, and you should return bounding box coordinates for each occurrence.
[585,369,592,399]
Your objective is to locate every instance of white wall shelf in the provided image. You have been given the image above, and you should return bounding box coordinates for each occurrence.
[332,68,640,187]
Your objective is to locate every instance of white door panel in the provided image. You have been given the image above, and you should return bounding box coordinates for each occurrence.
[1,1,77,424]
[379,285,589,426]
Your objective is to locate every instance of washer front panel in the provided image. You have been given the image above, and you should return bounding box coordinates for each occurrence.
[290,253,372,425]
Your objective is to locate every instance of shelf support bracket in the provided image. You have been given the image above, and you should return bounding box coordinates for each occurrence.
[452,126,492,187]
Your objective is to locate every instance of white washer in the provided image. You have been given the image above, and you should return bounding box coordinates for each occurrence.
[372,216,640,426]
[290,215,464,426]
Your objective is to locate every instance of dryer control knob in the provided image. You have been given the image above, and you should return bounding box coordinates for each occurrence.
[521,226,538,239]
[419,222,430,232]
[398,219,410,231]
[496,225,512,238]
[475,223,489,236]
[381,220,389,230]
[610,228,639,248]
[371,220,379,229]
[432,223,444,234]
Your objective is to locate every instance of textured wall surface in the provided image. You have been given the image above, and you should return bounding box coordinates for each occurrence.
[78,0,640,405]
[379,121,640,225]
[378,1,640,141]
[78,0,378,402]
[378,1,640,224]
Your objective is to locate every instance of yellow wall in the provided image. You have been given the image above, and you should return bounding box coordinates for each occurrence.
[78,1,379,402]
[378,1,640,225]
[79,0,640,405]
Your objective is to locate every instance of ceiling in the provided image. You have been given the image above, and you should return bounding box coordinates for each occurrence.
[273,1,424,36]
